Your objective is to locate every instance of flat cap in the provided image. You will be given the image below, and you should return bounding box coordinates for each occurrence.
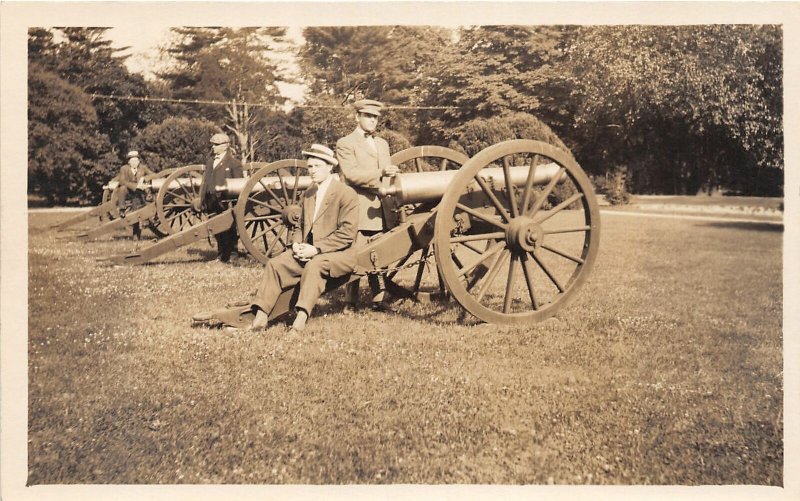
[302,144,338,167]
[209,133,230,145]
[353,99,384,116]
[126,150,139,158]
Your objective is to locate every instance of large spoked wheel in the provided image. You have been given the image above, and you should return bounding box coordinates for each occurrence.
[235,159,308,265]
[156,165,207,235]
[383,146,469,301]
[434,140,600,324]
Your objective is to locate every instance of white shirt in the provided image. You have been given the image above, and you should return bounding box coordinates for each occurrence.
[312,176,334,222]
[356,126,377,153]
[213,151,225,168]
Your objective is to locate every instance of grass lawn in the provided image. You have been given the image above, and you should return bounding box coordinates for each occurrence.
[27,210,783,485]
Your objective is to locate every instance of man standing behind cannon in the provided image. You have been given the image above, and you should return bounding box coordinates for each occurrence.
[201,132,244,262]
[115,150,154,240]
[247,144,359,333]
[336,99,399,311]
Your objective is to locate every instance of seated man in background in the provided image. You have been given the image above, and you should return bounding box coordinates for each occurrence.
[115,150,154,239]
[248,144,359,333]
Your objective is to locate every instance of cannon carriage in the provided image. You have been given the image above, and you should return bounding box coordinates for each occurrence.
[191,139,600,325]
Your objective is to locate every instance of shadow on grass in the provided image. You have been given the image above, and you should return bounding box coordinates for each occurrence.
[700,221,783,233]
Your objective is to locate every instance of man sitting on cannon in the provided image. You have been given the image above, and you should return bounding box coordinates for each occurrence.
[115,150,155,239]
[239,144,359,333]
[201,133,244,262]
[336,98,399,311]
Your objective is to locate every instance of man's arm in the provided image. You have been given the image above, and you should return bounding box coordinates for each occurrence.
[336,138,382,189]
[314,188,359,254]
[119,167,138,190]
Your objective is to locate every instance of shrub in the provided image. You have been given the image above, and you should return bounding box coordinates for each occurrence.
[131,117,221,171]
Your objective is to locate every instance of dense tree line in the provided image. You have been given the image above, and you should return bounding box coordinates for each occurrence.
[28,25,783,205]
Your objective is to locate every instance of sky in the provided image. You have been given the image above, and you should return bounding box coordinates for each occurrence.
[107,25,308,107]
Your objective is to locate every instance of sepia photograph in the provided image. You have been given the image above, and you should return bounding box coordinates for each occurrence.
[1,2,798,500]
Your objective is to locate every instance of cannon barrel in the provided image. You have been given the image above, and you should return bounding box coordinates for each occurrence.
[220,162,564,202]
[381,162,564,205]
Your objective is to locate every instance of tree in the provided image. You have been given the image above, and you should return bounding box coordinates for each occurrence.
[130,117,221,171]
[299,26,452,141]
[419,26,576,144]
[28,64,116,204]
[44,28,152,152]
[159,27,289,162]
[561,25,783,195]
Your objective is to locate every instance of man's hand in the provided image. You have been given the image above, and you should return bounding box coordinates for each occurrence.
[292,243,319,262]
[136,179,146,191]
[383,164,399,178]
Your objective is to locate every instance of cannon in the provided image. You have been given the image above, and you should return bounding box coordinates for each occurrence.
[106,147,470,265]
[52,169,178,239]
[191,139,600,325]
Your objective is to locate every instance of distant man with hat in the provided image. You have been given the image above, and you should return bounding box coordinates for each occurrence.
[201,132,244,262]
[246,144,359,333]
[335,98,399,311]
[116,150,154,239]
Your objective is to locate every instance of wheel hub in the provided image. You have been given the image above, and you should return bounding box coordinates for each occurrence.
[505,216,543,253]
[282,204,302,226]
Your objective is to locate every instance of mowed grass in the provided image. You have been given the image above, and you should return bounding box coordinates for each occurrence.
[27,210,783,485]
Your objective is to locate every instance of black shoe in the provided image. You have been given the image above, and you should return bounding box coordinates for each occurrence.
[217,254,231,263]
[342,303,357,315]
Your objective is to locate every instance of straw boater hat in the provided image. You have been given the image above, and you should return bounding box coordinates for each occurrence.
[302,144,338,168]
[209,133,230,145]
[352,99,384,116]
[126,150,139,158]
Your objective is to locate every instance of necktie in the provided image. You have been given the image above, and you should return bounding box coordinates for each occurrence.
[364,131,374,138]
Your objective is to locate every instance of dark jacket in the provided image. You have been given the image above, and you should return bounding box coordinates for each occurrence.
[200,151,243,213]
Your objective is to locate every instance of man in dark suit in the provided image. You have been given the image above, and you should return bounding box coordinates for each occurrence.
[200,133,244,262]
[335,99,399,311]
[115,150,154,239]
[249,144,359,332]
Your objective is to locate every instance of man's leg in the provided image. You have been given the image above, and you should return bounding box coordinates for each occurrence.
[252,251,305,329]
[293,255,337,331]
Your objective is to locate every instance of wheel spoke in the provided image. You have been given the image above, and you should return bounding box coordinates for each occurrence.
[258,179,286,209]
[251,221,283,242]
[532,251,565,293]
[540,243,585,264]
[165,190,192,204]
[291,168,301,204]
[520,253,540,310]
[450,231,505,243]
[473,250,508,302]
[502,155,519,218]
[277,168,291,203]
[165,208,190,223]
[455,203,508,230]
[176,177,194,200]
[163,203,190,210]
[457,240,487,255]
[535,193,584,224]
[248,196,281,211]
[473,174,512,223]
[503,254,518,313]
[266,226,288,256]
[526,166,565,218]
[519,155,539,214]
[244,214,282,223]
[414,158,424,173]
[439,158,448,171]
[543,225,591,235]
[456,241,505,278]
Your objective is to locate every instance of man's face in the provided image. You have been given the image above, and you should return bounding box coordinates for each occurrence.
[211,142,228,156]
[307,157,333,185]
[356,112,379,133]
[128,157,140,168]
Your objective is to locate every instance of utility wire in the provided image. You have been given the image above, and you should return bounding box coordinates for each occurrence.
[88,93,458,110]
